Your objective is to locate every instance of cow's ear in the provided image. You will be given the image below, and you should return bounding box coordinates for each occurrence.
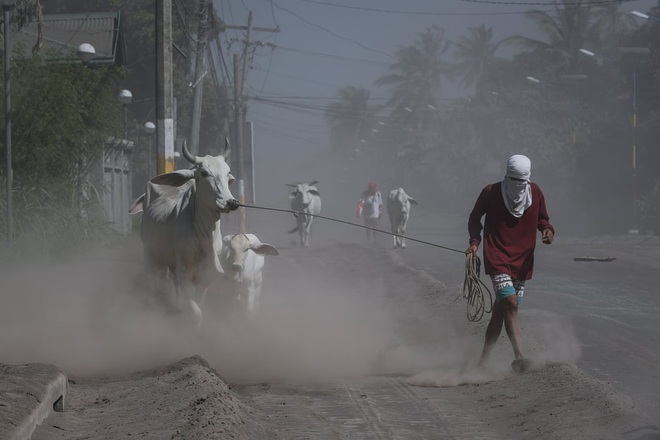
[228,173,235,185]
[150,169,195,187]
[251,243,279,256]
[408,197,418,205]
[129,194,144,215]
[309,189,320,196]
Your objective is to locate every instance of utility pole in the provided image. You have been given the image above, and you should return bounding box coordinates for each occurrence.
[233,53,246,232]
[223,12,278,232]
[3,1,15,248]
[190,0,211,156]
[156,0,175,174]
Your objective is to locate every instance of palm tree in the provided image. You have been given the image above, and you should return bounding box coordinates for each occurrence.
[452,24,507,94]
[590,0,638,47]
[375,25,452,130]
[324,86,374,156]
[508,0,598,74]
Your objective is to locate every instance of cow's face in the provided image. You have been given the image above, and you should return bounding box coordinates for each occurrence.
[221,234,280,281]
[222,234,250,281]
[395,190,410,215]
[390,189,418,216]
[290,184,319,210]
[194,155,238,214]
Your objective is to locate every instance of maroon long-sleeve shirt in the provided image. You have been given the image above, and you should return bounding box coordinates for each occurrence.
[468,182,554,280]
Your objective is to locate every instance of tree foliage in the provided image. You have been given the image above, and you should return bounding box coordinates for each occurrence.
[325,0,660,235]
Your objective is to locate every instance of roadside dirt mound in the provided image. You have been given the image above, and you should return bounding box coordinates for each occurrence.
[32,355,261,439]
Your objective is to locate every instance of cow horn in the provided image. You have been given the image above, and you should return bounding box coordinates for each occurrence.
[220,137,230,159]
[181,139,200,165]
[285,183,298,188]
[309,180,319,186]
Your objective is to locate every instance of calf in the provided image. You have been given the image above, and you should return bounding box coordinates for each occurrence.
[220,233,279,313]
[387,188,418,249]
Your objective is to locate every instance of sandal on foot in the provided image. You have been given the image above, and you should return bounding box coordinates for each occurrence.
[511,358,531,374]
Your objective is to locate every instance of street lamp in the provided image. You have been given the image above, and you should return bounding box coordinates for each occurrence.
[77,43,96,65]
[144,121,155,178]
[118,89,132,140]
[631,10,660,23]
[580,47,650,234]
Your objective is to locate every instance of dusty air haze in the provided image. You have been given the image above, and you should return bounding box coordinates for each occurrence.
[2,1,660,439]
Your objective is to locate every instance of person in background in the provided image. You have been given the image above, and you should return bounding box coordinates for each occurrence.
[466,154,554,373]
[357,181,383,243]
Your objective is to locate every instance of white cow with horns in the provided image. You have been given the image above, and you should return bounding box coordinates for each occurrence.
[129,138,239,328]
[387,187,418,249]
[220,233,279,313]
[287,181,321,247]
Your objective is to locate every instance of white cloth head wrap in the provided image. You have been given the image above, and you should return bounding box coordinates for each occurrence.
[501,154,532,218]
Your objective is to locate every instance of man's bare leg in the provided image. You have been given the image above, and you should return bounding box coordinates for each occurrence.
[502,295,523,360]
[477,301,505,367]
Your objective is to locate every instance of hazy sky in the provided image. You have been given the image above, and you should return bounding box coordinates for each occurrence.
[212,0,657,198]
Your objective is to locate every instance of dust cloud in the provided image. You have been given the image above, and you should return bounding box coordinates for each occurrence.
[0,235,436,382]
[0,149,582,385]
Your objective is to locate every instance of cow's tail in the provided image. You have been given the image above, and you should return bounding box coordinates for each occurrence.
[288,225,299,234]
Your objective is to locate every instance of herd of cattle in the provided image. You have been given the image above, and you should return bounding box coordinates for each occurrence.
[129,140,418,327]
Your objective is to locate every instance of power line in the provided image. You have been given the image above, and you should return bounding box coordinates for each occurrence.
[270,0,394,59]
[269,0,280,27]
[252,94,391,101]
[249,66,345,88]
[298,0,632,15]
[274,45,390,66]
[456,0,626,4]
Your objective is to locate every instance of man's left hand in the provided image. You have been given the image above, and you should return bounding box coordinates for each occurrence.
[542,229,554,244]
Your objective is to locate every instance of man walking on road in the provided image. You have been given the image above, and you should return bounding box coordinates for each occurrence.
[357,181,384,243]
[467,154,554,373]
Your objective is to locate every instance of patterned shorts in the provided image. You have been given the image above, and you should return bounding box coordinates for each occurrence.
[491,273,525,306]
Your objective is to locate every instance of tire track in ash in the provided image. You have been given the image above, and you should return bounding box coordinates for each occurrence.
[388,377,500,440]
[241,374,504,439]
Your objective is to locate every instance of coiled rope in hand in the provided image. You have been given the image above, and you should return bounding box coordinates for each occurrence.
[461,252,493,322]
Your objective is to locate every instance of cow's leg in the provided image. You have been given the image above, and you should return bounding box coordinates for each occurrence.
[141,251,174,309]
[297,219,305,247]
[400,217,408,249]
[304,221,312,247]
[174,261,203,329]
[246,282,257,313]
[391,223,398,248]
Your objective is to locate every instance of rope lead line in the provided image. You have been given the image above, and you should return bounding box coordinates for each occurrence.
[239,203,488,321]
[239,203,465,254]
[461,253,493,322]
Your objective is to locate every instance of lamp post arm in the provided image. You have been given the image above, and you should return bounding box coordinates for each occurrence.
[631,10,660,23]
